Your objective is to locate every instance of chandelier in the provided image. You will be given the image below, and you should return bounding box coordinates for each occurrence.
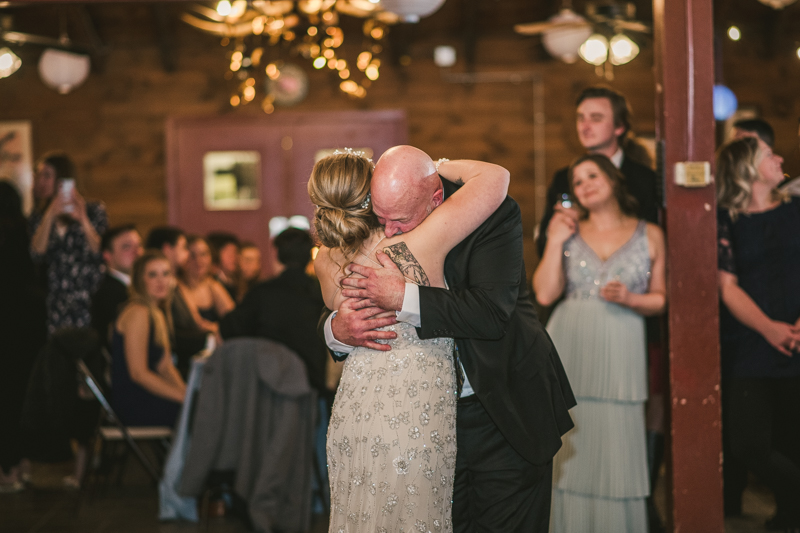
[183,0,425,111]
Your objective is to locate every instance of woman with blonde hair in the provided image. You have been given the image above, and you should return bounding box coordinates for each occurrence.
[309,148,510,533]
[716,137,800,531]
[111,250,186,427]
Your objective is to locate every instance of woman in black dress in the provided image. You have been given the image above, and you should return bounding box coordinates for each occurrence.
[716,137,800,531]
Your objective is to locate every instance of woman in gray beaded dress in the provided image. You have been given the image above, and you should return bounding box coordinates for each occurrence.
[533,154,666,532]
[309,149,509,533]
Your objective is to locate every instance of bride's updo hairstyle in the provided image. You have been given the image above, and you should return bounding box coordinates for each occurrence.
[308,151,380,261]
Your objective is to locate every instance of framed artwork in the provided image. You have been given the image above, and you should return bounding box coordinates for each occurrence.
[0,121,33,214]
[203,150,261,210]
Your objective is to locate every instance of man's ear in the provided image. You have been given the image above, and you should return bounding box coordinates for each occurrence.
[102,250,112,266]
[432,187,444,208]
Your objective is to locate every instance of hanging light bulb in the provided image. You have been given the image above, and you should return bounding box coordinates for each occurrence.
[579,34,609,66]
[216,0,232,17]
[0,47,22,79]
[609,34,639,65]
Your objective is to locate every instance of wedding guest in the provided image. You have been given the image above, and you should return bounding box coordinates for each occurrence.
[29,152,108,335]
[91,225,143,350]
[0,181,46,493]
[220,229,327,394]
[716,137,800,531]
[111,251,186,426]
[145,226,205,377]
[533,154,666,532]
[179,235,235,328]
[207,232,240,301]
[238,241,262,299]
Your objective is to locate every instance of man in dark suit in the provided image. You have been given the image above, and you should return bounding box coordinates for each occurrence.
[326,146,576,531]
[220,228,327,395]
[535,86,660,257]
[91,224,142,350]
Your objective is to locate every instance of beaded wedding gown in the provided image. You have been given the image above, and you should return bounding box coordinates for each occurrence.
[327,319,457,533]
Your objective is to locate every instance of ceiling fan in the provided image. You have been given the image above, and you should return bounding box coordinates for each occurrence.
[514,1,651,37]
[0,13,90,54]
[515,1,649,67]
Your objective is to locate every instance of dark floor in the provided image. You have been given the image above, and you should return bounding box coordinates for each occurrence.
[0,459,329,533]
[0,459,775,533]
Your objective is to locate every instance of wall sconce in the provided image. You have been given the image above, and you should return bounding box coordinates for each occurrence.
[0,47,21,79]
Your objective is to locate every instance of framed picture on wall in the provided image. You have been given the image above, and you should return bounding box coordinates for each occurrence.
[0,121,33,215]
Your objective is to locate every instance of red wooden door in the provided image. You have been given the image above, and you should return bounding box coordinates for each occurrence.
[166,110,407,277]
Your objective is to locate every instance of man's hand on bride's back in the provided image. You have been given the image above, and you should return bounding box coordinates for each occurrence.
[342,252,406,311]
[331,297,397,352]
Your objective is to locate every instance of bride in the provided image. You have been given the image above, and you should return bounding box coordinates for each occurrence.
[308,147,509,532]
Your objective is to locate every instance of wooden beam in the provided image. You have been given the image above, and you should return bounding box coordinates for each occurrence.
[152,3,176,73]
[652,0,724,531]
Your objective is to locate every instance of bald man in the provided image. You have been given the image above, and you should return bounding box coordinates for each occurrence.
[324,146,576,532]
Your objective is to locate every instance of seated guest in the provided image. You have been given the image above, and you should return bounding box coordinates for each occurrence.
[238,241,262,300]
[732,117,775,147]
[111,251,185,427]
[91,225,143,350]
[145,226,205,377]
[220,229,327,395]
[207,232,241,301]
[179,235,235,328]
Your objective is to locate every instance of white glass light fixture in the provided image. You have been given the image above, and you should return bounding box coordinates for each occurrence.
[579,34,609,65]
[541,9,593,64]
[727,26,741,41]
[0,47,22,79]
[38,48,91,94]
[609,34,639,65]
[378,0,446,22]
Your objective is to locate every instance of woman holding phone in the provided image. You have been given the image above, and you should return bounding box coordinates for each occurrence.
[533,154,666,532]
[29,152,108,335]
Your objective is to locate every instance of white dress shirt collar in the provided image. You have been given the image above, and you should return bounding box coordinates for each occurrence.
[609,147,624,169]
[108,268,131,287]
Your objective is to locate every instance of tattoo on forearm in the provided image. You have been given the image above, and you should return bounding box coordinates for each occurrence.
[454,177,465,186]
[383,242,430,287]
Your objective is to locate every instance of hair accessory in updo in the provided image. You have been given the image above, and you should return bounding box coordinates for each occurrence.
[334,148,374,169]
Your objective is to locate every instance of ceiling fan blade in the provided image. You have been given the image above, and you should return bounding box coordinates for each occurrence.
[180,13,255,37]
[1,30,91,53]
[515,20,591,35]
[185,5,227,23]
[1,30,64,47]
[613,19,651,33]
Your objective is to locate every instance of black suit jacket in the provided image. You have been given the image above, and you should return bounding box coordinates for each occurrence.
[417,180,576,466]
[91,273,128,350]
[220,267,328,394]
[536,155,660,257]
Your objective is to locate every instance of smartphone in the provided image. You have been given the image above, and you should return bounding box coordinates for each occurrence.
[560,193,573,209]
[60,178,75,212]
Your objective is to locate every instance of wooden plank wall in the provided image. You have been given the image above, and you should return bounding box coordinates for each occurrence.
[0,2,796,278]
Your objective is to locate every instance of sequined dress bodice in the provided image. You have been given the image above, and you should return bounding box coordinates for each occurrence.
[563,220,651,300]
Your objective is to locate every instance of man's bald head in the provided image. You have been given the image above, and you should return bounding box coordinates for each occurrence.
[371,146,443,237]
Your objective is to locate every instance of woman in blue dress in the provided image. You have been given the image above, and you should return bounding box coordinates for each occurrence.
[112,250,186,427]
[533,154,666,532]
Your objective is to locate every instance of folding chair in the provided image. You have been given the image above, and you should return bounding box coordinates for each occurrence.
[76,359,171,485]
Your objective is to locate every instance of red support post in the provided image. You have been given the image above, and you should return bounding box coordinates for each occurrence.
[653,0,724,531]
